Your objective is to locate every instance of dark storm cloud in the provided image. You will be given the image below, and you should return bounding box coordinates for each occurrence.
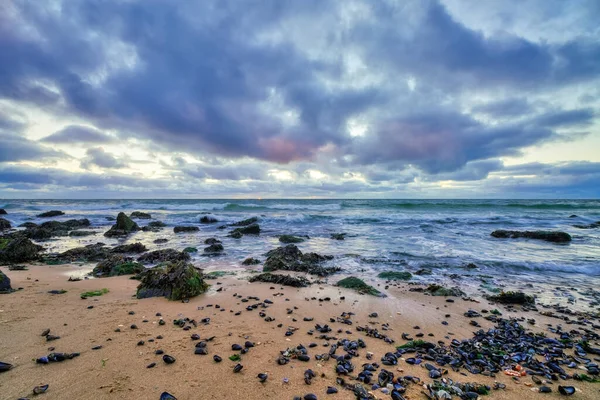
[471,99,535,118]
[41,125,114,144]
[80,147,127,169]
[0,133,64,162]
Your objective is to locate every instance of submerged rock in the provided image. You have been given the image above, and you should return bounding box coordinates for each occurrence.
[263,244,337,276]
[229,223,260,237]
[278,234,306,243]
[110,242,147,253]
[0,236,44,264]
[491,229,571,243]
[68,230,95,237]
[330,233,346,240]
[0,218,10,230]
[486,291,535,304]
[231,217,258,226]
[249,273,310,287]
[204,243,224,254]
[337,276,383,296]
[92,255,145,277]
[37,210,65,218]
[377,271,412,281]
[137,249,190,264]
[130,211,152,219]
[573,221,600,229]
[204,238,221,245]
[136,261,209,300]
[242,257,261,265]
[0,270,12,293]
[200,215,218,224]
[173,226,199,233]
[104,213,140,237]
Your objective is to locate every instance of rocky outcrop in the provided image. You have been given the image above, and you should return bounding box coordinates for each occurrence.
[142,221,167,232]
[104,213,140,237]
[0,270,12,293]
[0,209,7,215]
[425,284,465,297]
[0,218,10,230]
[130,211,152,219]
[249,273,310,287]
[173,226,199,233]
[92,254,145,277]
[23,219,91,240]
[279,235,306,243]
[51,243,108,263]
[68,230,96,237]
[137,249,190,264]
[263,244,338,276]
[0,236,44,264]
[136,261,209,300]
[491,230,571,243]
[336,277,382,296]
[200,215,218,224]
[486,291,534,304]
[204,243,224,254]
[229,223,260,238]
[37,210,65,218]
[110,242,147,253]
[231,217,258,226]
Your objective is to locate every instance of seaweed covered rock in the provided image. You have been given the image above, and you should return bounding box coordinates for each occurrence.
[200,215,218,224]
[19,222,37,228]
[0,209,7,215]
[104,213,140,237]
[0,270,12,293]
[50,243,108,263]
[0,218,10,230]
[204,243,224,254]
[263,244,338,276]
[136,261,208,300]
[173,226,199,233]
[0,236,44,264]
[231,217,258,226]
[68,230,95,237]
[337,277,382,296]
[486,291,534,304]
[92,255,145,277]
[426,284,465,297]
[242,257,261,265]
[229,223,260,237]
[279,235,306,243]
[249,273,310,287]
[24,219,91,240]
[137,249,190,264]
[37,210,65,218]
[491,230,571,243]
[142,221,167,232]
[130,211,151,219]
[378,271,412,281]
[110,242,147,253]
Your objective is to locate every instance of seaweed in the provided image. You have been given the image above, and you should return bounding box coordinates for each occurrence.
[336,277,382,296]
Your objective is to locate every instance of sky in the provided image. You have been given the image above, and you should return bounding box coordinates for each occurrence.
[0,0,599,199]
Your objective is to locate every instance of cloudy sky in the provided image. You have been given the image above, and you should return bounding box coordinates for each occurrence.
[1,0,599,199]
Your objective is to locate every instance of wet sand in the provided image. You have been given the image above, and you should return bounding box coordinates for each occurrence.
[0,264,598,400]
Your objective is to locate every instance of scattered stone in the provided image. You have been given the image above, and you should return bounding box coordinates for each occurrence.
[425,284,465,297]
[486,291,535,304]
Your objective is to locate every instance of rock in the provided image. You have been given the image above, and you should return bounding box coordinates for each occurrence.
[18,222,37,228]
[278,235,306,243]
[130,211,151,219]
[249,273,310,287]
[204,238,221,245]
[336,277,382,296]
[229,231,242,239]
[426,284,465,297]
[104,213,140,237]
[110,242,147,253]
[330,233,346,240]
[0,236,44,264]
[377,271,412,281]
[37,210,65,218]
[204,244,224,254]
[490,230,571,243]
[231,217,258,226]
[200,216,218,224]
[229,223,260,237]
[183,247,198,253]
[573,221,600,229]
[242,257,261,265]
[173,226,199,233]
[142,221,167,232]
[153,238,169,244]
[68,230,95,237]
[50,243,108,263]
[486,291,534,304]
[92,254,145,277]
[0,218,10,230]
[0,270,12,293]
[22,219,92,240]
[0,209,6,215]
[137,249,191,264]
[415,268,432,275]
[263,244,338,276]
[136,261,209,300]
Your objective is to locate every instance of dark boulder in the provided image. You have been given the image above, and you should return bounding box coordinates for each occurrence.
[0,236,44,264]
[425,284,465,297]
[137,249,190,264]
[200,216,218,224]
[204,243,224,254]
[330,233,346,240]
[573,221,600,229]
[0,209,6,215]
[229,223,260,237]
[104,213,140,237]
[337,277,382,296]
[486,291,534,304]
[130,211,152,219]
[111,242,148,253]
[23,219,91,240]
[231,217,258,226]
[229,231,242,239]
[37,210,65,218]
[491,230,571,243]
[242,257,261,265]
[153,238,168,244]
[263,244,338,276]
[173,226,199,233]
[249,273,310,287]
[204,238,221,245]
[51,243,108,263]
[92,254,145,277]
[18,222,38,228]
[142,221,167,232]
[278,235,306,243]
[68,230,96,237]
[0,270,12,293]
[136,261,209,300]
[0,218,11,230]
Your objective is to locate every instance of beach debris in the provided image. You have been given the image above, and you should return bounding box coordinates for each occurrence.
[36,352,80,364]
[558,386,575,396]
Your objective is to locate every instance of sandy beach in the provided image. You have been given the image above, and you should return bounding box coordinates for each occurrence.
[1,263,598,400]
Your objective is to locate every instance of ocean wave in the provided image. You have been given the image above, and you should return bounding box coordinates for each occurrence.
[341,200,600,211]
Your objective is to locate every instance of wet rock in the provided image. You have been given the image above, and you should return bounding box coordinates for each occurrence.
[0,270,12,293]
[110,242,147,253]
[229,223,260,237]
[37,210,64,218]
[153,238,169,244]
[425,284,465,297]
[0,236,44,264]
[491,229,571,243]
[18,222,37,228]
[573,221,600,229]
[23,219,91,239]
[130,211,151,219]
[249,273,310,287]
[204,244,224,254]
[377,271,412,281]
[231,217,258,226]
[136,261,209,300]
[47,243,107,263]
[204,238,221,245]
[486,291,535,304]
[68,230,95,237]
[200,215,218,224]
[0,218,11,230]
[104,212,140,237]
[142,221,167,232]
[263,244,338,276]
[337,276,383,296]
[279,235,306,243]
[0,209,6,215]
[330,233,346,240]
[173,226,199,233]
[183,247,198,253]
[242,257,261,265]
[92,255,145,277]
[137,249,190,264]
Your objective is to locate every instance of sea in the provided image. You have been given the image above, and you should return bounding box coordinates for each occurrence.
[2,199,600,305]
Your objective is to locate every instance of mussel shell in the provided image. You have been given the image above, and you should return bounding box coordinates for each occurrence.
[213,355,222,362]
[160,392,177,400]
[539,386,552,393]
[233,363,243,373]
[0,362,12,372]
[558,386,575,396]
[33,384,49,395]
[162,355,176,364]
[257,373,268,382]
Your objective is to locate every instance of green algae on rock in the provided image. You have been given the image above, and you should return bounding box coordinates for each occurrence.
[104,212,140,237]
[336,276,382,296]
[136,261,209,300]
[249,272,310,287]
[377,271,412,281]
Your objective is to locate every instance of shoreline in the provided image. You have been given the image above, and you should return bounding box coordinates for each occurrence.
[1,263,599,399]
